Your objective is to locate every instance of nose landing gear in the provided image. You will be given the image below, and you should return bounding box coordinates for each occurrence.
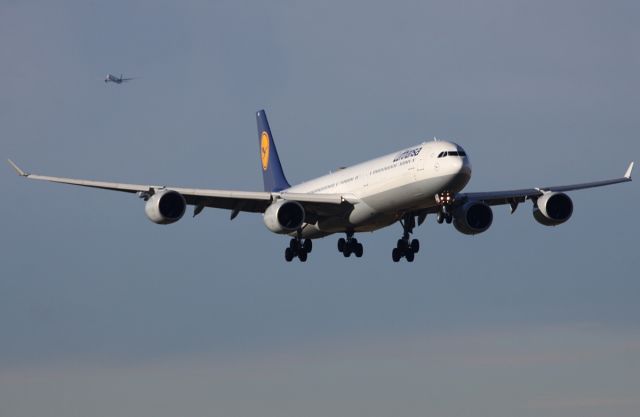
[436,209,452,224]
[435,191,454,224]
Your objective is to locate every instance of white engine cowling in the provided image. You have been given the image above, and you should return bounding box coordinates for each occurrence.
[453,201,493,235]
[533,192,573,226]
[263,200,305,234]
[144,190,186,224]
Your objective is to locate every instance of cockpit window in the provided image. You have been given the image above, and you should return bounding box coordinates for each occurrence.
[438,150,467,158]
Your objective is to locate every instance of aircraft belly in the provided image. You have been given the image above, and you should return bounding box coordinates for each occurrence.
[312,213,396,234]
[361,173,457,213]
[299,225,331,239]
[291,171,468,237]
[306,173,463,235]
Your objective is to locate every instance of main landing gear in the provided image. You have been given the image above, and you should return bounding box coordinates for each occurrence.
[284,236,313,262]
[337,231,363,258]
[392,214,420,262]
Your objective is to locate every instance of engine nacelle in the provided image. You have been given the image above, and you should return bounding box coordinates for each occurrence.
[144,190,186,224]
[533,192,573,226]
[453,201,493,235]
[263,200,305,234]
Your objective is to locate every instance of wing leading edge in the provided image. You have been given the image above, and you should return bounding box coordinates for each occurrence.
[459,162,634,207]
[6,160,353,217]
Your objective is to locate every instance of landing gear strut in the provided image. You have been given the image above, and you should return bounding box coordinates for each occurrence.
[392,214,420,262]
[284,235,312,262]
[337,231,363,258]
[436,208,452,224]
[435,191,454,224]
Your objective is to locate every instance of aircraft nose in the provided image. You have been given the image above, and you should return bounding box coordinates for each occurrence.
[441,156,471,191]
[451,155,472,185]
[460,156,472,176]
[450,156,464,172]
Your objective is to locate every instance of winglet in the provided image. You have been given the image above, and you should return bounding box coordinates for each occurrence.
[624,162,634,179]
[7,159,28,177]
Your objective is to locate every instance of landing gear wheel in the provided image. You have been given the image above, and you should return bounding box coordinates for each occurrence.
[284,247,294,262]
[285,235,310,262]
[338,233,364,259]
[393,213,422,262]
[405,250,415,262]
[445,213,453,224]
[436,211,445,224]
[303,239,313,253]
[355,242,363,258]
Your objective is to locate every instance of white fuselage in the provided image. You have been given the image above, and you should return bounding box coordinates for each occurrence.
[284,141,472,238]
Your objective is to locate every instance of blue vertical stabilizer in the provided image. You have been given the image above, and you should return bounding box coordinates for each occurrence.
[256,110,291,192]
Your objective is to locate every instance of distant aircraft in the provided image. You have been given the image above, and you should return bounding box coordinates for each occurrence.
[104,73,135,84]
[8,110,634,262]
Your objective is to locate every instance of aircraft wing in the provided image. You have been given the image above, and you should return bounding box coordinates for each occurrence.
[458,162,633,207]
[7,160,353,218]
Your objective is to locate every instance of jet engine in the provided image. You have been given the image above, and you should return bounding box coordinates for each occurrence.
[144,190,186,224]
[263,200,305,234]
[533,192,573,226]
[453,201,493,235]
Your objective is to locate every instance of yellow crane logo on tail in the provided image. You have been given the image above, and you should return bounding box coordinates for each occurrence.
[261,131,270,171]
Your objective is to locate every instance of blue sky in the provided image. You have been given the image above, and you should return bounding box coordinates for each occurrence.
[1,1,639,416]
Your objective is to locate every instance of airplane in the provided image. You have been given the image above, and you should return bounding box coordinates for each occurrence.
[7,110,634,262]
[104,73,135,84]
